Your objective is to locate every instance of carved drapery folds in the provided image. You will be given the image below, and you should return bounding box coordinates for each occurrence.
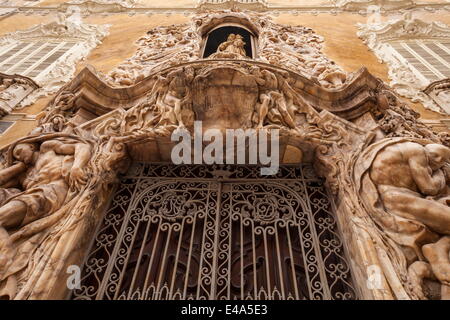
[0,73,38,117]
[0,12,449,300]
[357,13,450,114]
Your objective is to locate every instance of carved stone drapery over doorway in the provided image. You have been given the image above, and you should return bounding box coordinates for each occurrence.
[72,163,356,300]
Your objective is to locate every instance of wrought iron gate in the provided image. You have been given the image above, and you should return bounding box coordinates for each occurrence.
[72,164,356,300]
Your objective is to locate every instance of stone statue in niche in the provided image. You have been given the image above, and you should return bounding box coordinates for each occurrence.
[219,34,247,56]
[358,139,450,299]
[0,138,91,298]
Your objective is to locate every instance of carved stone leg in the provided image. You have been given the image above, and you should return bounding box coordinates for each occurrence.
[423,236,450,286]
[379,186,450,235]
[256,94,270,128]
[174,99,184,127]
[0,200,28,229]
[0,201,27,277]
[0,274,17,300]
[274,96,295,129]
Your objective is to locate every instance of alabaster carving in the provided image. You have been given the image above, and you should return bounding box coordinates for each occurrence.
[0,1,42,17]
[339,0,415,11]
[0,137,92,299]
[210,33,248,59]
[108,11,347,90]
[0,73,38,116]
[1,11,450,300]
[197,0,268,11]
[354,138,450,299]
[358,13,450,114]
[424,79,450,114]
[0,9,109,107]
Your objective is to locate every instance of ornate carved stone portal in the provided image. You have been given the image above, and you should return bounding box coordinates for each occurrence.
[0,10,449,300]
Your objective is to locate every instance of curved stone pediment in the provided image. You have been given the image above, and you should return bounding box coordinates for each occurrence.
[52,60,381,128]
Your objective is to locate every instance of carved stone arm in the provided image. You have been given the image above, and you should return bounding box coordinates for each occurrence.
[409,153,446,196]
[72,143,91,170]
[0,162,27,187]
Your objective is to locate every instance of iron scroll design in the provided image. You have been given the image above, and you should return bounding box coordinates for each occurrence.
[72,164,356,300]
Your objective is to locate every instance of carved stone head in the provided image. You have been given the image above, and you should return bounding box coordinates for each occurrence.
[425,143,450,170]
[13,143,38,165]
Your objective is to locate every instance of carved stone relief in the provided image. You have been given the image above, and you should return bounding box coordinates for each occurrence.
[357,13,450,114]
[0,73,38,117]
[0,9,109,107]
[0,12,449,300]
[338,0,416,12]
[107,11,348,90]
[424,79,450,114]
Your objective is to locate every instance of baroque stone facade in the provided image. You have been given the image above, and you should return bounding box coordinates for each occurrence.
[0,2,449,301]
[358,12,450,114]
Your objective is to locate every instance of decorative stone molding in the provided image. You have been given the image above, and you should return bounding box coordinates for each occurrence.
[196,0,268,11]
[0,73,38,116]
[3,0,450,17]
[357,13,450,114]
[56,0,136,15]
[108,11,347,91]
[0,0,41,18]
[339,0,415,12]
[0,10,109,106]
[423,79,450,114]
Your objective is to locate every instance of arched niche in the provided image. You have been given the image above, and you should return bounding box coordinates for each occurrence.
[202,24,256,58]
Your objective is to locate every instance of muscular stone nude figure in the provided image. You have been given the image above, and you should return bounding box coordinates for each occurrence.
[369,142,450,293]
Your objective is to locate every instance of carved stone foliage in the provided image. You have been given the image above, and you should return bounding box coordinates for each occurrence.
[0,73,38,116]
[357,13,450,114]
[108,11,347,90]
[0,10,109,107]
[352,138,450,300]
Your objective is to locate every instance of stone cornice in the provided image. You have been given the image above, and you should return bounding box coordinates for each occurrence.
[59,62,382,122]
[1,0,450,17]
[359,14,450,42]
